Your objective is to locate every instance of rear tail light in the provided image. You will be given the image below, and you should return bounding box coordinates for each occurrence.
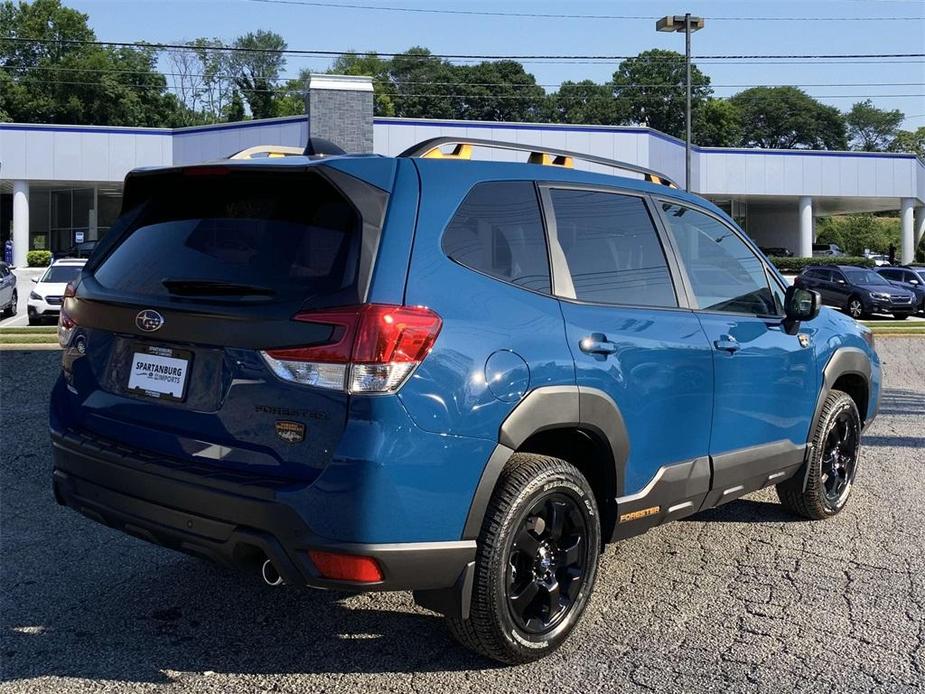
[308,550,383,583]
[260,304,442,394]
[58,282,79,348]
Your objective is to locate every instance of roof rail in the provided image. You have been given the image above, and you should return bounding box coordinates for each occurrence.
[399,137,678,188]
[228,145,304,160]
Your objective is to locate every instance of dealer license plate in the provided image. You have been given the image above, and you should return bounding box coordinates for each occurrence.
[126,345,192,402]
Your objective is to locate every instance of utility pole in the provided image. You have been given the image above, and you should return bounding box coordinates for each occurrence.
[657,14,705,192]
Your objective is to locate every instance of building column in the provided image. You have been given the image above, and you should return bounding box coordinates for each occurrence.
[798,196,813,258]
[12,180,29,268]
[900,198,915,265]
[914,205,925,253]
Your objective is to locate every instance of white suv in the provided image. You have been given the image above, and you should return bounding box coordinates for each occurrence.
[28,258,86,325]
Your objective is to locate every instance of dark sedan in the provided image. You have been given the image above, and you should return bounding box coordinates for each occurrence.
[795,265,917,319]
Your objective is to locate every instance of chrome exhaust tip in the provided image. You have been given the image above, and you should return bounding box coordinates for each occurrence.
[261,559,284,586]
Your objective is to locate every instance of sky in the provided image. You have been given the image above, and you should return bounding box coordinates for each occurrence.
[67,0,925,128]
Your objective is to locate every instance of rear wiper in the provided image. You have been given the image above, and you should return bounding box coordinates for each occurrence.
[162,279,276,297]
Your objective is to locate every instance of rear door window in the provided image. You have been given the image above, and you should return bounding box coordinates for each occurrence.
[93,171,361,304]
[660,202,778,315]
[549,189,677,307]
[442,181,551,293]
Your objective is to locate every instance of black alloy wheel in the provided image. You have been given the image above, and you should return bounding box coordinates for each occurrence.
[447,453,601,664]
[777,389,862,519]
[506,493,590,634]
[820,409,859,507]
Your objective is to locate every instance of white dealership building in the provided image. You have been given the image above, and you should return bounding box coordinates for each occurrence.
[1,74,924,267]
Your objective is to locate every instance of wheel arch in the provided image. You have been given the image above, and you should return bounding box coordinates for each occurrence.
[802,346,872,491]
[461,386,629,541]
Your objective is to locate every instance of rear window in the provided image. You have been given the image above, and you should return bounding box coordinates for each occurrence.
[42,265,83,284]
[94,171,361,303]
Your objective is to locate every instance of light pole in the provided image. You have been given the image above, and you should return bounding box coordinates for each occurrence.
[657,14,705,192]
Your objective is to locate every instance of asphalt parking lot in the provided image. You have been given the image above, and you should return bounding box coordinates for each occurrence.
[2,340,923,693]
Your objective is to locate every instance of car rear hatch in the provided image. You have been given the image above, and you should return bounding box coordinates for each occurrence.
[59,160,392,483]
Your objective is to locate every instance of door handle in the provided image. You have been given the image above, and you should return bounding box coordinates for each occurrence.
[580,332,618,356]
[714,335,740,354]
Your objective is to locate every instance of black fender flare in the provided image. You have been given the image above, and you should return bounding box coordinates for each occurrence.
[461,386,630,540]
[802,346,873,490]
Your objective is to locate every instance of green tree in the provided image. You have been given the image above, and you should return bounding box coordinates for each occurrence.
[846,99,904,151]
[389,47,461,119]
[730,86,847,150]
[0,0,184,126]
[543,80,624,125]
[889,127,925,159]
[815,214,900,256]
[693,98,742,147]
[611,49,712,138]
[229,30,286,119]
[224,89,246,121]
[329,52,396,116]
[453,60,545,122]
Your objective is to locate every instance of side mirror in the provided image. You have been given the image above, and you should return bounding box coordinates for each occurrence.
[783,286,821,333]
[31,277,38,283]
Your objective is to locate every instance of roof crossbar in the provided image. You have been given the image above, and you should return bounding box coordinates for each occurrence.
[399,136,678,188]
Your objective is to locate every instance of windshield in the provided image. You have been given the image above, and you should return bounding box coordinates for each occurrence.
[40,266,82,284]
[844,269,889,286]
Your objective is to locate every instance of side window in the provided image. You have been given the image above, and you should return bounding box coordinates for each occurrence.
[442,181,551,293]
[661,202,778,315]
[831,270,846,284]
[549,189,677,307]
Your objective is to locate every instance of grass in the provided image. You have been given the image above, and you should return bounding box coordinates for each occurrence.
[0,334,59,344]
[0,326,57,335]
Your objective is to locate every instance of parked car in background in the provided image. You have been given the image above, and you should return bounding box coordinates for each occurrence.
[0,262,17,317]
[759,246,794,257]
[28,258,86,325]
[812,243,846,257]
[877,266,925,313]
[795,264,917,319]
[53,241,97,261]
[866,254,891,267]
[50,138,881,664]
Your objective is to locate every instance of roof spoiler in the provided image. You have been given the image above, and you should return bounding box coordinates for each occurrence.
[399,137,678,188]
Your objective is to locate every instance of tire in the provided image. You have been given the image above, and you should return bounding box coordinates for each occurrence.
[845,296,866,320]
[893,313,909,320]
[776,390,861,520]
[27,314,41,326]
[447,453,601,664]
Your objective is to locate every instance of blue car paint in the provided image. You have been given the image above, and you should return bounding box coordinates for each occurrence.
[694,312,818,454]
[558,303,714,494]
[50,154,881,548]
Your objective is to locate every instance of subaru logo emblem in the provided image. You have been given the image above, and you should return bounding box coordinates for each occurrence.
[135,309,164,332]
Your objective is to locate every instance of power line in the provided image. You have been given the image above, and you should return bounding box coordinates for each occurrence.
[2,37,923,62]
[4,65,923,90]
[238,0,925,22]
[5,74,923,101]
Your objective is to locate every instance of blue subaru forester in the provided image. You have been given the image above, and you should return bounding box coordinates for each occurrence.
[51,137,880,664]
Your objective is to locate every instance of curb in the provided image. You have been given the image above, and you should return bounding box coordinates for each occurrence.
[0,343,62,351]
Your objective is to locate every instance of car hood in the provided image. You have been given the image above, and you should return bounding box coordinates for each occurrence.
[859,283,913,297]
[33,281,69,296]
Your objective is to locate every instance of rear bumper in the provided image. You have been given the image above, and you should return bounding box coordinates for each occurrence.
[51,428,475,593]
